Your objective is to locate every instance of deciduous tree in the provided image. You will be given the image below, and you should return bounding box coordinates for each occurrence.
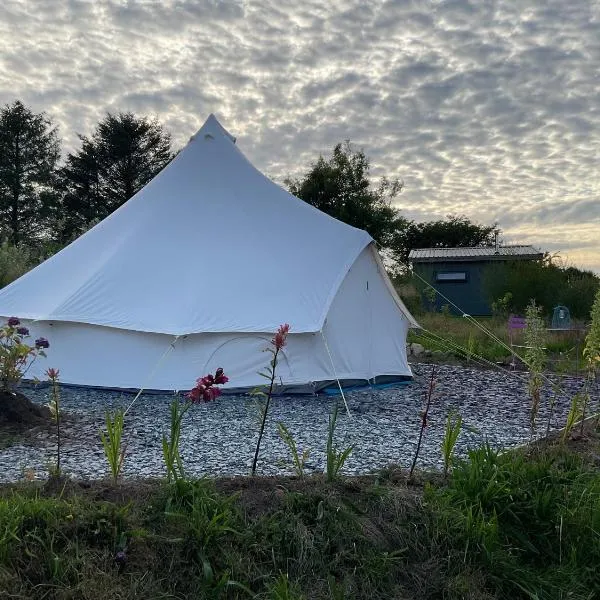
[391,214,499,268]
[286,141,402,248]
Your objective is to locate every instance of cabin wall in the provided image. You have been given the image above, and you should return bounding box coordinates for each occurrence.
[413,260,492,316]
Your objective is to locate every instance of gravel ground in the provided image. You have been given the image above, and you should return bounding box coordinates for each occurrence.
[0,363,596,483]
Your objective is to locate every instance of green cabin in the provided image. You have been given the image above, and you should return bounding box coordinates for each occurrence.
[409,245,544,316]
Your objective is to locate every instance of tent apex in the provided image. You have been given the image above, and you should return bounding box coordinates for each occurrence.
[190,113,236,144]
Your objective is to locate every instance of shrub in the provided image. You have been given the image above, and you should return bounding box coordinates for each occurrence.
[0,242,35,289]
[0,317,49,390]
[483,259,599,319]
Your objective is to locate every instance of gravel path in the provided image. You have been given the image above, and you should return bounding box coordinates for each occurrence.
[0,363,596,483]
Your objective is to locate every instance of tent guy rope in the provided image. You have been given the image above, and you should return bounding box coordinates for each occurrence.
[320,330,351,416]
[124,335,181,416]
[407,266,576,401]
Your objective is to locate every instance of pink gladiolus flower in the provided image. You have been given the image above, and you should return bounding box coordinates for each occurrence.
[214,367,228,385]
[187,368,228,404]
[46,368,60,380]
[199,374,214,387]
[203,387,221,401]
[186,386,203,402]
[272,323,290,350]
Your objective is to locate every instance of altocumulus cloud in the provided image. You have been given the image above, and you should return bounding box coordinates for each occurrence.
[0,0,599,271]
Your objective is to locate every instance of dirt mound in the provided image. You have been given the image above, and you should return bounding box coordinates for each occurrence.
[0,390,50,431]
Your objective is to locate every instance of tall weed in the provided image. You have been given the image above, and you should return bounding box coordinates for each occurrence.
[100,409,126,484]
[325,402,354,482]
[524,301,546,435]
[162,397,189,482]
[277,422,310,478]
[441,410,462,478]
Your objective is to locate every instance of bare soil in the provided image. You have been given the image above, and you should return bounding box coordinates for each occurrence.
[0,390,53,450]
[0,389,51,429]
[530,414,600,465]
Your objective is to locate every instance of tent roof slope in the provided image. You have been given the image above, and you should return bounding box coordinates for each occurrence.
[0,115,383,335]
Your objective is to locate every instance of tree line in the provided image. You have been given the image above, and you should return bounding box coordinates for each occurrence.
[0,101,173,247]
[286,141,500,269]
[1,99,597,316]
[0,99,500,273]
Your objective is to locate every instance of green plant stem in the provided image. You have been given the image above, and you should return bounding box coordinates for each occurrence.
[100,409,125,485]
[442,410,462,479]
[53,381,60,477]
[251,348,279,476]
[545,390,557,439]
[409,366,436,480]
[163,399,190,482]
[325,401,353,482]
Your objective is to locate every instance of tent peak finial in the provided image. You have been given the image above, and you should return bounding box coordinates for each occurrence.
[190,114,236,144]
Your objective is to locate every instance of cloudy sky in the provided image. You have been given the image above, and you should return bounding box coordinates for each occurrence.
[1,0,599,272]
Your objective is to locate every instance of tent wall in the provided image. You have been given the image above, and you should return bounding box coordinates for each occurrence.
[321,245,411,382]
[19,247,411,391]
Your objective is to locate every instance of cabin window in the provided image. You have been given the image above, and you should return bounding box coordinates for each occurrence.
[435,271,467,282]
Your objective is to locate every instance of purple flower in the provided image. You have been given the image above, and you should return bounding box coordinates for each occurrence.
[16,327,29,336]
[115,550,127,565]
[7,317,20,327]
[35,337,50,349]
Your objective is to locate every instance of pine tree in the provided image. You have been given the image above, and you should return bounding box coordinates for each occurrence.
[58,112,173,241]
[0,101,60,244]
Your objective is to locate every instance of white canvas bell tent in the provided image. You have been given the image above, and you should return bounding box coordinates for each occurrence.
[0,114,418,392]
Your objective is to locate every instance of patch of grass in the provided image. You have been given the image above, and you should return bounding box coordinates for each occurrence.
[408,313,511,363]
[0,474,474,599]
[409,312,586,372]
[0,437,598,599]
[429,441,600,599]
